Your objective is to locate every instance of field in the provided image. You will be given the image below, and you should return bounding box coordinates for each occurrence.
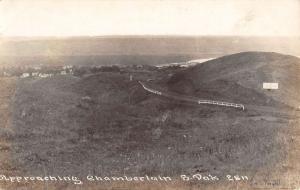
[0,52,300,189]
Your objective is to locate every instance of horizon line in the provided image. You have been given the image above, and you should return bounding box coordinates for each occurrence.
[1,34,300,40]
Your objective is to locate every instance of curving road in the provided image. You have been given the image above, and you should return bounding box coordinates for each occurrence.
[138,81,299,116]
[138,81,245,110]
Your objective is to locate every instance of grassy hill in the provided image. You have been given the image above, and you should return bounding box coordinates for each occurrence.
[167,52,300,107]
[10,58,290,180]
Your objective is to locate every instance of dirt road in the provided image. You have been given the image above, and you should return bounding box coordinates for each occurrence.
[139,81,245,110]
[139,81,296,115]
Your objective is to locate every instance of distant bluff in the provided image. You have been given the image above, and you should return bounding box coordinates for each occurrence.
[167,52,300,107]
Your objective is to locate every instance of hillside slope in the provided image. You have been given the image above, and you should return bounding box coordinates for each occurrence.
[167,52,300,107]
[11,69,287,178]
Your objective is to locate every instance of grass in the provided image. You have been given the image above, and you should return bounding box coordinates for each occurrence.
[10,72,288,178]
[0,62,296,189]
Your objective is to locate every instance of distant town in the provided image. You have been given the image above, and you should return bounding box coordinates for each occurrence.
[0,65,74,78]
[0,64,173,79]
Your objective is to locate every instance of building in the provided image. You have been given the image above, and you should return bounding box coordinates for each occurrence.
[61,71,67,75]
[20,73,30,78]
[39,73,53,78]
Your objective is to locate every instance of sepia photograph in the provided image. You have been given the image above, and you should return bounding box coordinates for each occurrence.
[0,0,300,189]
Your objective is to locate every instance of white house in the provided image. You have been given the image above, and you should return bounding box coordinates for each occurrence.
[20,73,30,78]
[39,73,53,78]
[61,71,67,75]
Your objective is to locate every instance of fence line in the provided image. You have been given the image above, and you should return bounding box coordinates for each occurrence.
[139,81,245,110]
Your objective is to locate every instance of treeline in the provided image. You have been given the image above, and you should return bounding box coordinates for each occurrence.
[73,65,121,77]
[0,64,162,78]
[73,64,159,77]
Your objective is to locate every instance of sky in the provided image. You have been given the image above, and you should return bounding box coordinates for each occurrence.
[0,0,299,37]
